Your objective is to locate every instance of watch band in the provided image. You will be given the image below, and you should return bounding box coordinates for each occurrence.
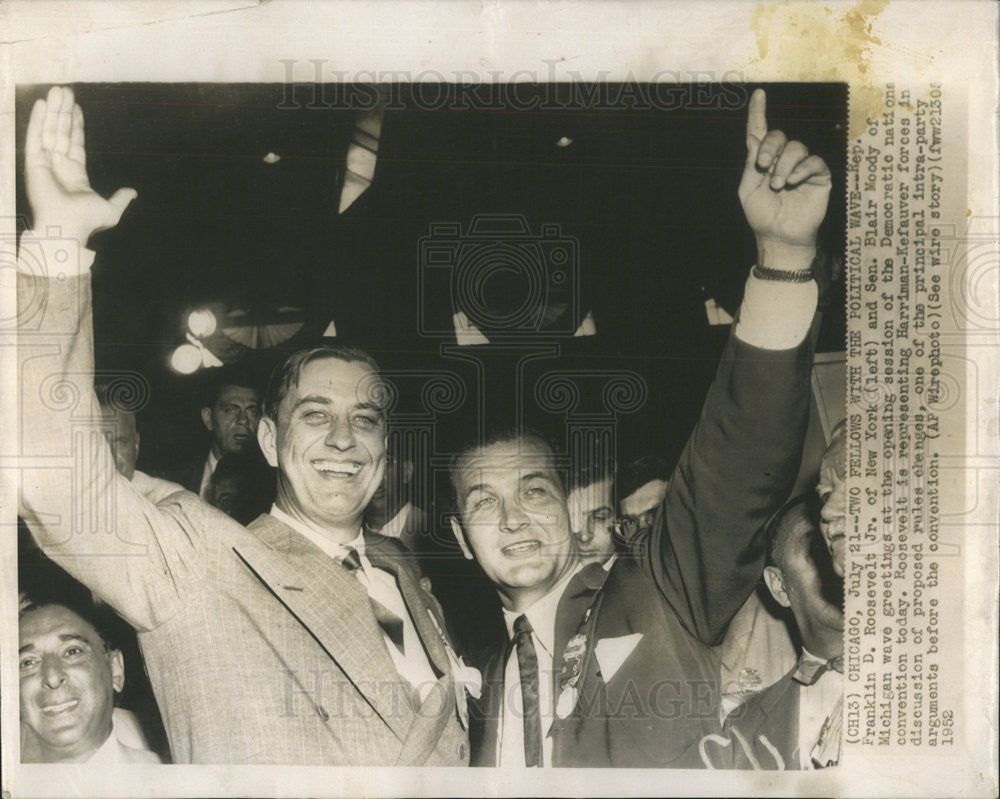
[751,263,814,283]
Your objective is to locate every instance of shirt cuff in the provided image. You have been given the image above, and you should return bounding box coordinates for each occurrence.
[16,230,96,277]
[734,270,818,350]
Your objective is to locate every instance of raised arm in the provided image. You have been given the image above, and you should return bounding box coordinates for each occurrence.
[18,87,208,630]
[647,89,831,644]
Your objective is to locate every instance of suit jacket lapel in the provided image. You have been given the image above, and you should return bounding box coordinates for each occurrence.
[364,533,450,680]
[755,673,801,766]
[553,562,609,693]
[234,515,413,740]
[470,646,506,767]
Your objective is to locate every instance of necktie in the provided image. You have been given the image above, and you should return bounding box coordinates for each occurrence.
[341,547,406,655]
[512,614,544,767]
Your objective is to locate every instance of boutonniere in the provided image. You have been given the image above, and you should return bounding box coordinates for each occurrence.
[555,607,593,719]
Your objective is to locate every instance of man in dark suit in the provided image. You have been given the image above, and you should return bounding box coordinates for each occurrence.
[169,373,264,499]
[18,86,470,765]
[706,494,844,770]
[451,88,831,768]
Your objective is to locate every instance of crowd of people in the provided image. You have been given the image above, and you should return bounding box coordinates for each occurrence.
[17,86,846,770]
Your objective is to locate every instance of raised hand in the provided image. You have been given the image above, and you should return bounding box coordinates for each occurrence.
[25,86,137,260]
[739,89,831,272]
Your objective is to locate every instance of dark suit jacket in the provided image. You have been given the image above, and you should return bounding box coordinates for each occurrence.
[713,668,802,770]
[19,274,470,766]
[470,333,812,767]
[164,453,207,496]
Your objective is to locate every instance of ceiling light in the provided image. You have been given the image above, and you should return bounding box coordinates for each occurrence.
[187,309,217,338]
[263,152,281,164]
[170,343,203,375]
[556,137,573,147]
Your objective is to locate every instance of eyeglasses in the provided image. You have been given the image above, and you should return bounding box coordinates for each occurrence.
[612,510,657,541]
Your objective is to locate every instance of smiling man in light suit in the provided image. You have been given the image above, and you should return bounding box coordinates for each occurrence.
[452,88,832,768]
[17,86,471,766]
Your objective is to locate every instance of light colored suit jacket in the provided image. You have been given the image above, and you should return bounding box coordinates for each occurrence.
[18,274,469,766]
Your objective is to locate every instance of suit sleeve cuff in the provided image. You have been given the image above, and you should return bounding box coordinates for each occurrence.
[734,270,818,350]
[17,230,96,277]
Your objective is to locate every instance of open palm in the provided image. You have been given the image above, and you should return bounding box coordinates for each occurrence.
[26,86,136,261]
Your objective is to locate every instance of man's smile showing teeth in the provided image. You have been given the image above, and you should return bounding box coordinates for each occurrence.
[40,699,79,715]
[502,541,540,557]
[312,460,363,477]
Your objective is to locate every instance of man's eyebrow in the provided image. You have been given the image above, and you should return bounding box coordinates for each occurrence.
[354,402,385,417]
[58,633,92,644]
[520,471,554,484]
[290,395,332,412]
[18,643,35,655]
[463,483,489,501]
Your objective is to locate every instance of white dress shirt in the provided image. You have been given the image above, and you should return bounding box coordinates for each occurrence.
[796,647,843,770]
[736,272,817,350]
[86,713,161,765]
[268,505,439,703]
[497,564,582,767]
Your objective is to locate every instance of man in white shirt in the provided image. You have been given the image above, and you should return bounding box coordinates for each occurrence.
[18,597,160,764]
[712,493,844,770]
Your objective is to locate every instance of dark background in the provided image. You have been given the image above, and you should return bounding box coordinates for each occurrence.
[17,81,847,659]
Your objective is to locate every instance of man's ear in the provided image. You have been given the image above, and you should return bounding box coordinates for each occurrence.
[763,565,790,608]
[450,516,474,560]
[200,407,214,432]
[258,416,279,468]
[108,649,125,694]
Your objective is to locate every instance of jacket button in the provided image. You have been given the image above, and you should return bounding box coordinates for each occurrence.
[317,705,330,722]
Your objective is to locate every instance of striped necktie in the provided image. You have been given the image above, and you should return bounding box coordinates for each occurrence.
[341,547,406,655]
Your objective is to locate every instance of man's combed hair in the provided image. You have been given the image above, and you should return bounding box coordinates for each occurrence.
[567,456,617,494]
[764,492,823,570]
[263,345,382,421]
[449,427,565,510]
[19,575,120,653]
[203,364,263,410]
[617,454,670,500]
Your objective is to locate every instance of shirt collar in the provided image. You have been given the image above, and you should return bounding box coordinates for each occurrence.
[206,450,219,474]
[501,562,583,658]
[268,504,364,562]
[378,502,412,539]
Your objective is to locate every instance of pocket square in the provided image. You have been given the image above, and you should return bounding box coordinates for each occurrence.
[594,633,643,682]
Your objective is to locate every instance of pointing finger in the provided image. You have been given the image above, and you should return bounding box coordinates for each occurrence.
[746,88,768,144]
